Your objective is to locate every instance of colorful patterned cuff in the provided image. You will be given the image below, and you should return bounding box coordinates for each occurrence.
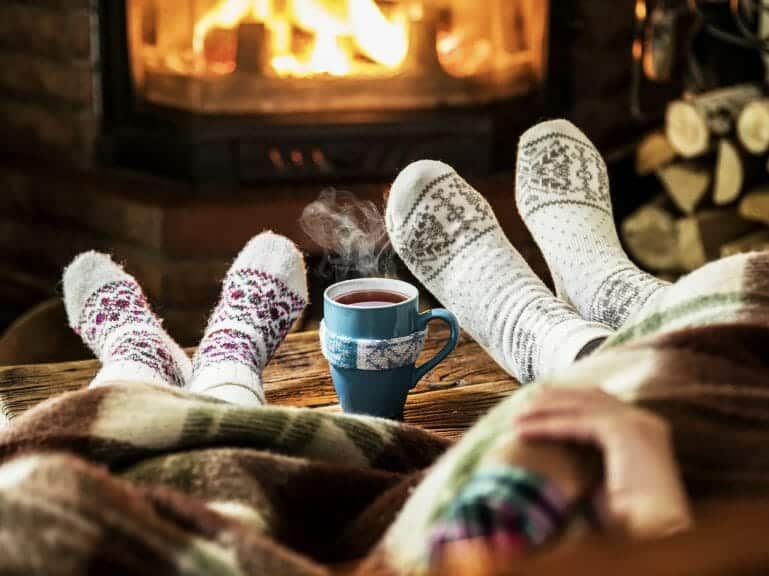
[428,466,569,562]
[319,321,427,371]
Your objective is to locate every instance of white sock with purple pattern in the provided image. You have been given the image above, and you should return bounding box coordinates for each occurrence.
[188,232,308,406]
[63,252,191,388]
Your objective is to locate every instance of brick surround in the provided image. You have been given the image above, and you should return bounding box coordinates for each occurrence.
[0,0,100,167]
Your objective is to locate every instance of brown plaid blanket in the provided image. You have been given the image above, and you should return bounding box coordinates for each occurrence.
[1,252,769,575]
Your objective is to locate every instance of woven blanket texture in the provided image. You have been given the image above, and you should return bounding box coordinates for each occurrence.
[1,252,769,575]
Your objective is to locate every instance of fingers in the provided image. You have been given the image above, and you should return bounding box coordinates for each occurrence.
[512,387,640,451]
[513,387,621,427]
[513,411,608,447]
[516,387,619,419]
[512,386,689,540]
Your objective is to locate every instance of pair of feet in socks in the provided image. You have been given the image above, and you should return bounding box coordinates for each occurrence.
[386,119,669,383]
[65,119,668,397]
[63,232,308,405]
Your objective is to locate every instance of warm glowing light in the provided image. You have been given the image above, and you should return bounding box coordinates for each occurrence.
[194,0,261,55]
[437,29,493,77]
[253,0,271,20]
[290,0,349,36]
[193,0,409,77]
[270,18,292,55]
[635,0,647,21]
[437,32,461,56]
[349,0,409,68]
[309,32,352,76]
[272,32,350,76]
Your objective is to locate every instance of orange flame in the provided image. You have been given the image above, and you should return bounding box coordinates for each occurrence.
[193,0,409,77]
[635,0,647,21]
[349,0,408,68]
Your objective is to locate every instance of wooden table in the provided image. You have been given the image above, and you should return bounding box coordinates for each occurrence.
[0,328,520,440]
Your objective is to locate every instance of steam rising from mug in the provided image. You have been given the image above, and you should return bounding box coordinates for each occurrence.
[300,189,395,280]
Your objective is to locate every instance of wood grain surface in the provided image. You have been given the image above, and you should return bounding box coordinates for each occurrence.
[0,327,520,441]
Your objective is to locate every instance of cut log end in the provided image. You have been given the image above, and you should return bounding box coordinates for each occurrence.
[666,101,709,159]
[636,131,677,176]
[737,100,769,155]
[621,197,681,272]
[713,139,744,206]
[677,209,756,271]
[666,84,763,159]
[720,229,769,258]
[656,161,712,214]
[739,187,769,225]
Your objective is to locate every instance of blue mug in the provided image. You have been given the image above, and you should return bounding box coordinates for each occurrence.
[322,278,460,420]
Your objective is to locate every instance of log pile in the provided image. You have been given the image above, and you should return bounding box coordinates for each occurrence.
[624,83,769,276]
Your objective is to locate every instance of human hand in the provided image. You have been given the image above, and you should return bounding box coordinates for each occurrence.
[512,387,692,539]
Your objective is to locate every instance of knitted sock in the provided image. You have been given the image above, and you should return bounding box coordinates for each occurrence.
[63,252,191,388]
[386,160,612,383]
[516,119,669,329]
[188,232,308,406]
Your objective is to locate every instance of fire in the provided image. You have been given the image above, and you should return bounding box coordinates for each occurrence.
[193,0,410,77]
[348,0,408,68]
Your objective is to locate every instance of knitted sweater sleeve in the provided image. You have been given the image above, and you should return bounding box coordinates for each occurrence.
[428,465,570,562]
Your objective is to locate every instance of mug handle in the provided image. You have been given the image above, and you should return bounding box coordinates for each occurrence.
[412,308,460,388]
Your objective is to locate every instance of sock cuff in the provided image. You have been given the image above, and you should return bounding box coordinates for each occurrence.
[195,383,265,406]
[188,362,264,403]
[90,361,173,388]
[538,321,614,378]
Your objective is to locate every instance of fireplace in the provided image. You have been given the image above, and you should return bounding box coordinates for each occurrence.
[102,0,549,184]
[129,0,545,113]
[0,0,657,349]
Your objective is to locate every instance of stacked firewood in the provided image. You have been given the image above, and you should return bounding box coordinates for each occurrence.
[624,83,769,278]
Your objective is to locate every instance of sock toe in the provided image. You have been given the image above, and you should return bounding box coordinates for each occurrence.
[518,119,593,149]
[194,382,265,407]
[387,160,456,231]
[515,118,611,219]
[231,232,308,301]
[63,251,130,329]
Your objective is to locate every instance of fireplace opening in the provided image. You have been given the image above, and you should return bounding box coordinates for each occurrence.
[101,0,549,184]
[128,0,545,114]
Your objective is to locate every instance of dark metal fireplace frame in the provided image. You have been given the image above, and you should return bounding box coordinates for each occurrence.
[97,0,544,187]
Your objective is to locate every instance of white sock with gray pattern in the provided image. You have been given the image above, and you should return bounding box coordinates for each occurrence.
[516,120,668,329]
[386,160,613,383]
